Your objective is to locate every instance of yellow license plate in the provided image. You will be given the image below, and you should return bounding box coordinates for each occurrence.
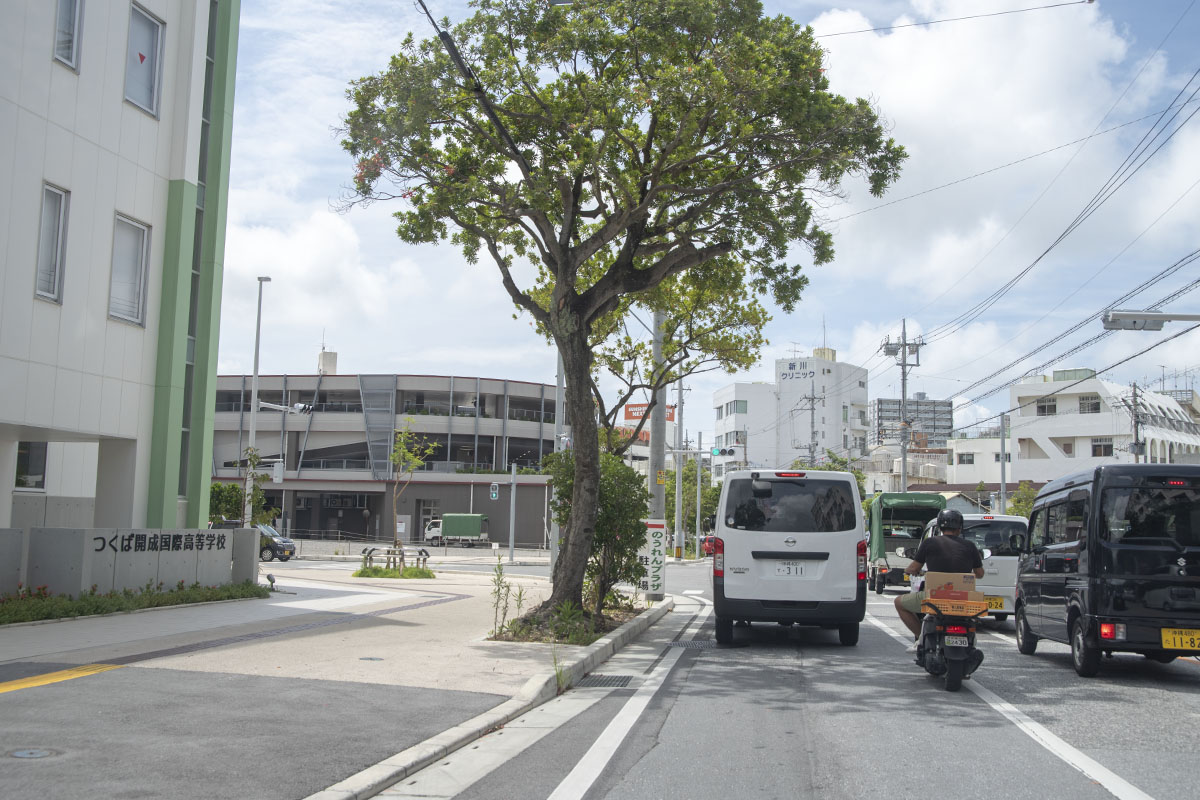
[903,573,911,582]
[986,596,1005,610]
[1161,628,1200,650]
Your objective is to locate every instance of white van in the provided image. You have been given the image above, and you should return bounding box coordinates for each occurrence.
[919,513,1027,621]
[712,469,867,645]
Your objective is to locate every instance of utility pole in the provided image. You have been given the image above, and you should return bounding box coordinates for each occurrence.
[673,382,684,559]
[649,310,666,519]
[1132,382,1142,464]
[792,380,823,464]
[883,319,925,491]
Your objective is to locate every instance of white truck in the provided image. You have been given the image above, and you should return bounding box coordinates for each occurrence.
[423,514,489,547]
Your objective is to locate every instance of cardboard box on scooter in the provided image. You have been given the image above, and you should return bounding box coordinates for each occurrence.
[923,571,983,601]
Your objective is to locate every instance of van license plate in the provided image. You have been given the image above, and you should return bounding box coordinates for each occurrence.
[986,596,1004,610]
[775,561,804,577]
[1161,628,1200,650]
[944,635,969,647]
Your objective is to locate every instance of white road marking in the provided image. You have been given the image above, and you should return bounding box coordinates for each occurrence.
[546,603,712,800]
[682,590,705,595]
[865,614,1154,800]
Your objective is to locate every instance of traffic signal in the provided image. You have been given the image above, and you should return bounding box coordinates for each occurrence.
[710,447,739,457]
[489,482,499,500]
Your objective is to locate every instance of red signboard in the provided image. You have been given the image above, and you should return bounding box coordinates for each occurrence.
[624,403,675,422]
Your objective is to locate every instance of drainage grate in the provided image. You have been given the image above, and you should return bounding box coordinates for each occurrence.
[576,674,633,688]
[668,639,720,649]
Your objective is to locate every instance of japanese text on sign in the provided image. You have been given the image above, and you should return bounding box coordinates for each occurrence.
[94,533,228,553]
[638,520,667,597]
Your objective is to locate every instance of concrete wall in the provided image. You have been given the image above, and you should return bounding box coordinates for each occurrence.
[19,528,257,598]
[0,528,26,595]
[11,493,95,528]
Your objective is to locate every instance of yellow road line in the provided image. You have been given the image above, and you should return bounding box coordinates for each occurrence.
[0,664,124,694]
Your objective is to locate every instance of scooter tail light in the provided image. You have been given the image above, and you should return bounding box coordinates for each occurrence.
[713,538,725,578]
[856,539,867,582]
[945,625,968,634]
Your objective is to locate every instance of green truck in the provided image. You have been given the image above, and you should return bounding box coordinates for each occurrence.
[423,513,489,547]
[866,493,946,593]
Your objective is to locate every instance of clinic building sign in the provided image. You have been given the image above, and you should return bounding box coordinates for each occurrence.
[639,519,667,601]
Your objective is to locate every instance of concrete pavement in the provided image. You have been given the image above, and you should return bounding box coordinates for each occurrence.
[0,561,672,800]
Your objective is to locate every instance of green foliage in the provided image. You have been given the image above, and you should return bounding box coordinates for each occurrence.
[664,459,721,538]
[343,0,906,606]
[391,418,441,539]
[0,581,268,625]
[544,450,648,615]
[1007,482,1039,519]
[352,565,436,579]
[242,447,280,525]
[791,450,869,505]
[209,482,243,523]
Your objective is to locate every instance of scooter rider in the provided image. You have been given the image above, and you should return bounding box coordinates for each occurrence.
[894,509,984,646]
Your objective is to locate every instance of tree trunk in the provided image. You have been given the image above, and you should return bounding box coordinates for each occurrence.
[546,326,601,610]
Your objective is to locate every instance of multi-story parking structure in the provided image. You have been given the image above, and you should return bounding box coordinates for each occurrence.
[211,364,569,545]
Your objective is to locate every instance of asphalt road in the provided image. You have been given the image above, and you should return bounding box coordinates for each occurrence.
[390,559,1200,800]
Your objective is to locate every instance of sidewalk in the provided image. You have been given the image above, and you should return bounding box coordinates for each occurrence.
[291,538,552,567]
[0,562,672,800]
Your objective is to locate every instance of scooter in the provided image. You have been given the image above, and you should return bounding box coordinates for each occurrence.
[915,598,988,692]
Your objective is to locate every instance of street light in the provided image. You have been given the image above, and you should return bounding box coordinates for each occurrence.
[243,276,271,525]
[1101,310,1200,331]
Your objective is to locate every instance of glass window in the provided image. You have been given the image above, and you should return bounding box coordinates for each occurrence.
[960,519,1028,557]
[110,215,149,323]
[54,0,82,68]
[1037,397,1056,416]
[1079,394,1101,414]
[723,476,856,533]
[125,5,163,114]
[1028,509,1047,549]
[957,453,974,465]
[714,406,723,420]
[1091,437,1113,457]
[16,442,48,489]
[993,452,1011,462]
[1101,485,1200,547]
[36,185,69,302]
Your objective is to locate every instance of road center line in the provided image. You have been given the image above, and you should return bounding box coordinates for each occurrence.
[547,602,711,800]
[0,663,124,694]
[864,613,1154,800]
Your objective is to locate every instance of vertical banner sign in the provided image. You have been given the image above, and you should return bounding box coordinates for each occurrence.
[639,519,667,601]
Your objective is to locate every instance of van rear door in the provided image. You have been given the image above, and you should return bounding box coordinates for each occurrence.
[720,472,861,604]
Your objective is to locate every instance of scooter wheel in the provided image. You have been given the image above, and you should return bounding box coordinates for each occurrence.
[944,659,964,692]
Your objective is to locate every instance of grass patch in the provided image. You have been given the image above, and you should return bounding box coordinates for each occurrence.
[490,591,644,646]
[352,565,436,579]
[0,580,269,625]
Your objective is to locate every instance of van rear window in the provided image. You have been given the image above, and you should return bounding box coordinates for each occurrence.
[960,520,1027,556]
[724,478,856,532]
[1101,486,1200,546]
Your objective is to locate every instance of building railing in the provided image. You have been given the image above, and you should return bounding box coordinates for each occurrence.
[298,458,371,470]
[508,408,555,424]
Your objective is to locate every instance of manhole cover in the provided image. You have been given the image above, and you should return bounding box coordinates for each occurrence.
[576,674,633,688]
[359,657,384,661]
[8,749,58,759]
[668,639,719,649]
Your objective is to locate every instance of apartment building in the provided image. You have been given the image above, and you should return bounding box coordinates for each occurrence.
[3,1,239,528]
[711,348,869,477]
[871,392,954,448]
[1009,369,1200,483]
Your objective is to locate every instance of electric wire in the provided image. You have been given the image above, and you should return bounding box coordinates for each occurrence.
[814,1,1090,38]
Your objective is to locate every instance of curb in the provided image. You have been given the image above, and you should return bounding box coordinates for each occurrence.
[303,598,676,800]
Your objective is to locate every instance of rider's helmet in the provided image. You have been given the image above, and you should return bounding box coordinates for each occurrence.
[936,508,964,532]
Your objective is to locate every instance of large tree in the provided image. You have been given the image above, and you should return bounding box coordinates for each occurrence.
[342,0,905,611]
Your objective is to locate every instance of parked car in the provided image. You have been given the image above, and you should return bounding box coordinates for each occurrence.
[1015,464,1200,676]
[711,468,866,646]
[701,535,716,556]
[257,524,295,562]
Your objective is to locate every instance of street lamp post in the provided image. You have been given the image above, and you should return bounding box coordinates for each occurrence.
[243,276,271,525]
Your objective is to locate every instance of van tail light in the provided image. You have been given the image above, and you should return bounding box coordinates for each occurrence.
[1100,623,1126,641]
[856,539,867,582]
[713,538,725,577]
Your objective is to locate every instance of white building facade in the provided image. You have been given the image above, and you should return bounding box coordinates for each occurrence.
[1009,371,1200,484]
[712,348,869,478]
[3,1,241,529]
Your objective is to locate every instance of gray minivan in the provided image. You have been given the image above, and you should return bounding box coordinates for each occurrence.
[712,469,866,645]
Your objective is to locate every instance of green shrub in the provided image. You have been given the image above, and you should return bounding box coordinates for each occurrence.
[352,565,435,579]
[0,580,269,625]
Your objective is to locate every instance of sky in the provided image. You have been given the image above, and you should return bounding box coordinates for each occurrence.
[218,0,1200,448]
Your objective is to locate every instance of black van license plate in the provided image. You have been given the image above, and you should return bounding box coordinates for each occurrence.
[1161,628,1200,650]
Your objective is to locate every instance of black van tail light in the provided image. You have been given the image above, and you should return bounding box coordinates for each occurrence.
[713,538,725,577]
[856,539,867,581]
[1100,623,1126,641]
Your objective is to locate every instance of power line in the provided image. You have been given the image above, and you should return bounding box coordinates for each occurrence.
[814,1,1091,38]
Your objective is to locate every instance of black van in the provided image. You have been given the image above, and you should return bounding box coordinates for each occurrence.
[1015,464,1200,676]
